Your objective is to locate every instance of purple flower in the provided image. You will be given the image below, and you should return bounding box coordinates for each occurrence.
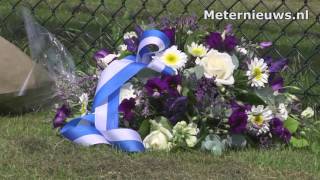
[93,49,110,61]
[224,35,238,52]
[164,96,188,124]
[260,41,272,49]
[205,32,223,50]
[195,77,217,102]
[228,101,250,134]
[269,58,288,73]
[269,75,284,92]
[205,32,237,52]
[53,104,71,128]
[163,75,181,96]
[224,24,233,34]
[270,118,291,143]
[124,38,138,52]
[161,27,175,44]
[119,98,136,121]
[280,128,291,143]
[144,77,168,96]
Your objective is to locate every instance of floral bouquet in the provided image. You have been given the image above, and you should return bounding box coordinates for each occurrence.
[53,16,315,154]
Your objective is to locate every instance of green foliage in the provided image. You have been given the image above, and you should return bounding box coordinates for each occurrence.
[290,137,309,148]
[235,90,266,105]
[284,117,300,133]
[229,134,247,148]
[183,66,204,80]
[138,119,150,138]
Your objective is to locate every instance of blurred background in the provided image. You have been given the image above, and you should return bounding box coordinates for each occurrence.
[0,0,319,106]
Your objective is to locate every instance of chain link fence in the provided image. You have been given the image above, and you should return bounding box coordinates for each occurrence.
[0,0,319,104]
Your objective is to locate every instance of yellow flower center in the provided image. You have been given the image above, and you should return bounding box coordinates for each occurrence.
[164,53,179,65]
[191,48,204,56]
[253,115,264,126]
[253,67,263,80]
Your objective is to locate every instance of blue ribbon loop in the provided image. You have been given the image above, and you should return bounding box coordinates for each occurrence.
[60,30,175,152]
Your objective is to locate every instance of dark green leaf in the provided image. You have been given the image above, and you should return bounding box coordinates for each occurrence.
[138,119,150,138]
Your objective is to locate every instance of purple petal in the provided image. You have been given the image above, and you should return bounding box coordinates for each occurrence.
[281,128,291,143]
[124,38,138,52]
[228,101,249,133]
[269,58,288,73]
[161,27,175,44]
[264,56,273,66]
[270,117,283,128]
[53,104,71,128]
[224,35,238,52]
[270,76,284,91]
[93,49,110,61]
[260,41,272,49]
[224,24,233,34]
[144,77,168,96]
[119,98,136,121]
[205,32,223,50]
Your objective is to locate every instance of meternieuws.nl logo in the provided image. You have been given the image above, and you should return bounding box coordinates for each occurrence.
[204,10,309,20]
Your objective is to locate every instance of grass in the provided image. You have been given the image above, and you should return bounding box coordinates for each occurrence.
[0,2,320,178]
[0,113,319,179]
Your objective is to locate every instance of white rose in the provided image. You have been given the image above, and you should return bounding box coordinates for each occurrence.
[301,107,314,119]
[200,49,236,86]
[143,126,173,150]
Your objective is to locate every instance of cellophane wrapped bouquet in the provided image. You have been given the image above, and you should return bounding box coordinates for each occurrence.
[53,16,315,154]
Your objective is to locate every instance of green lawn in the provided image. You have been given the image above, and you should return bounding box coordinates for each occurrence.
[0,113,319,179]
[0,2,320,178]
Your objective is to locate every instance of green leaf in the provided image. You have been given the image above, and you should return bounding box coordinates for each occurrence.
[184,66,204,80]
[229,134,247,148]
[138,119,150,138]
[235,90,266,105]
[182,87,190,97]
[231,54,239,69]
[254,88,275,105]
[284,117,300,133]
[157,116,172,130]
[290,137,309,148]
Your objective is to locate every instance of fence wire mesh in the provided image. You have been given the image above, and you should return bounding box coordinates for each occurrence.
[0,0,319,103]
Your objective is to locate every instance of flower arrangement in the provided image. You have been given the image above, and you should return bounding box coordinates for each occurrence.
[53,16,315,154]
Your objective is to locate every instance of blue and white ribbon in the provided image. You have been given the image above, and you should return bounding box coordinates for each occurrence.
[60,30,175,152]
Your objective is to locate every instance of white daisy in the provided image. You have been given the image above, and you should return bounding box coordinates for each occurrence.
[187,42,208,57]
[123,31,137,39]
[247,105,273,135]
[153,45,187,70]
[120,82,136,102]
[246,57,269,88]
